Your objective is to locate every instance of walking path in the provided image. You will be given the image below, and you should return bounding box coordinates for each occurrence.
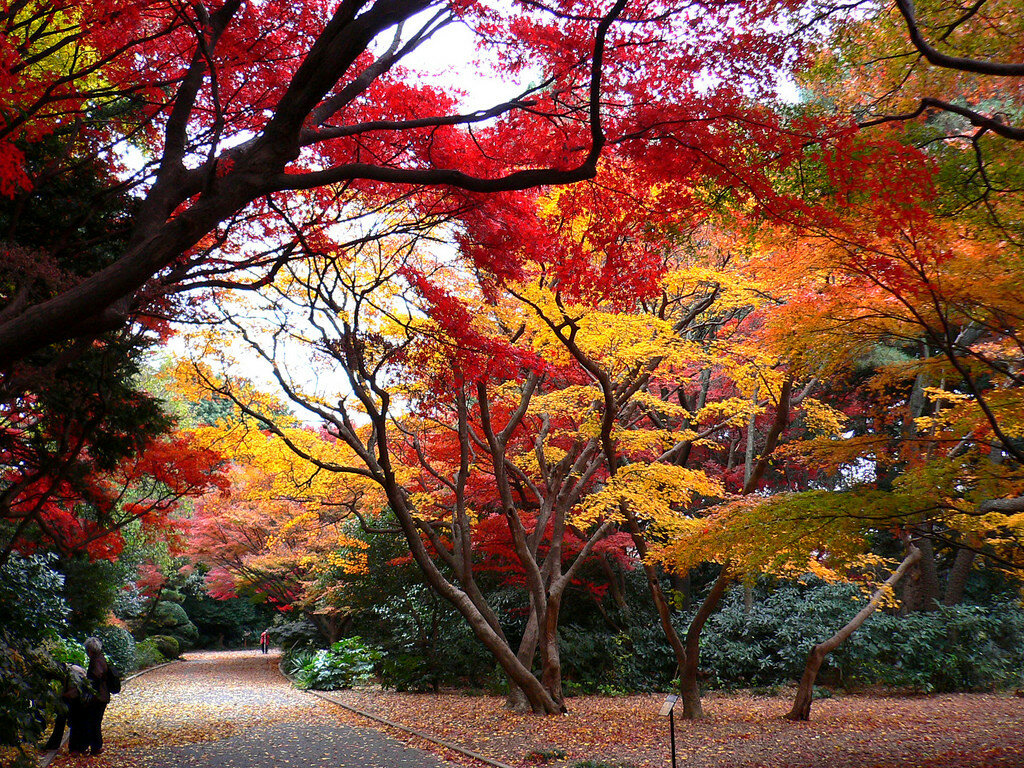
[47,650,452,768]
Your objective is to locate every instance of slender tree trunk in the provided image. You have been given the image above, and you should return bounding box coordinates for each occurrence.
[600,553,629,612]
[623,504,699,716]
[786,546,922,721]
[506,608,540,711]
[678,565,732,718]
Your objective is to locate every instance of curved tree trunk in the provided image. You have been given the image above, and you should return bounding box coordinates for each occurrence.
[786,546,922,721]
[506,608,540,711]
[679,565,732,718]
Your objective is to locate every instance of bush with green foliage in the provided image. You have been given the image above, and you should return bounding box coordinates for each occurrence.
[269,619,324,652]
[359,583,500,692]
[847,600,1024,691]
[0,554,69,767]
[0,554,69,640]
[134,638,167,669]
[148,634,180,659]
[560,624,675,695]
[0,638,60,767]
[293,637,381,690]
[696,581,1024,692]
[95,625,137,674]
[147,600,200,649]
[695,581,851,687]
[42,636,86,668]
[58,557,125,636]
[282,647,317,676]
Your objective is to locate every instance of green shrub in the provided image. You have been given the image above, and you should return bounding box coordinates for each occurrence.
[366,585,503,692]
[848,600,1024,692]
[283,648,318,677]
[0,555,69,766]
[182,594,276,648]
[149,634,180,659]
[0,554,68,643]
[95,625,136,674]
[695,582,1024,692]
[58,557,123,636]
[269,619,321,651]
[134,638,167,669]
[294,637,381,691]
[0,636,59,767]
[559,624,675,694]
[376,653,440,693]
[148,601,200,649]
[42,637,86,668]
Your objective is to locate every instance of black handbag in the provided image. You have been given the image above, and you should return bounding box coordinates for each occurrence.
[106,667,122,695]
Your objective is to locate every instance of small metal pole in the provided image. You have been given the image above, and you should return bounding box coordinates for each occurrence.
[670,708,676,768]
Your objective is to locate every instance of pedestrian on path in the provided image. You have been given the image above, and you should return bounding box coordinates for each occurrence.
[62,663,91,754]
[260,629,269,654]
[75,637,114,755]
[44,663,86,751]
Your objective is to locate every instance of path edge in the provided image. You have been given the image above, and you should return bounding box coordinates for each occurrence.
[37,659,182,768]
[279,662,517,768]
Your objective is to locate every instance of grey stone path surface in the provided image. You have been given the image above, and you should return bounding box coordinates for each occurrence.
[48,650,451,768]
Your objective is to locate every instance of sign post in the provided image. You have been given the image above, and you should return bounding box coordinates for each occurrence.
[658,694,679,768]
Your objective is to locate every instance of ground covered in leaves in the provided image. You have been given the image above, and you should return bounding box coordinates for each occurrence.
[330,686,1024,768]
[47,651,1024,768]
[47,651,450,768]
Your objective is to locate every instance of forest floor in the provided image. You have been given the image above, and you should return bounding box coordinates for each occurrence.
[329,684,1024,768]
[44,651,1024,768]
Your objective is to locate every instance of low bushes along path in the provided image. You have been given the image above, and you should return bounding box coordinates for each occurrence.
[49,650,1024,768]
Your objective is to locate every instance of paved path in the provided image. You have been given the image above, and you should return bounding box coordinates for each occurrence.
[49,650,452,768]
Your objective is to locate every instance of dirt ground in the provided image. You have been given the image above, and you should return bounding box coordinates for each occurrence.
[330,686,1024,768]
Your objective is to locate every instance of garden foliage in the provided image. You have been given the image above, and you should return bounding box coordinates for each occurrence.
[288,638,382,691]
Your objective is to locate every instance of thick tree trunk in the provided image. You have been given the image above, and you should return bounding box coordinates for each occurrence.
[786,546,922,721]
[448,585,563,714]
[902,536,940,613]
[539,596,565,708]
[916,536,941,612]
[943,546,976,606]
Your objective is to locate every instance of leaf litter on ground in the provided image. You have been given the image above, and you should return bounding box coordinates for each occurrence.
[48,651,1024,768]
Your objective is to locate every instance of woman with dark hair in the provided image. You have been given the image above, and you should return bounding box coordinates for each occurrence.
[77,637,111,755]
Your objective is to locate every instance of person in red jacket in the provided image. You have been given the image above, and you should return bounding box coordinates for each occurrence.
[260,629,269,655]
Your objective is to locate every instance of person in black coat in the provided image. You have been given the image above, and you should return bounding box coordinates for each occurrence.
[43,662,84,751]
[51,663,90,753]
[75,637,112,755]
